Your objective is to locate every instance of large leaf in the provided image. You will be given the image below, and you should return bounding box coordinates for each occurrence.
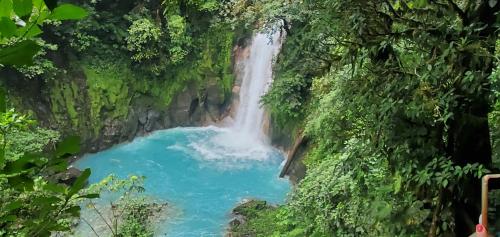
[0,0,12,18]
[55,136,80,157]
[13,0,32,17]
[3,201,22,212]
[49,4,87,20]
[0,17,17,38]
[0,215,16,223]
[7,174,34,190]
[44,182,66,194]
[3,153,43,175]
[0,40,40,66]
[67,168,90,198]
[17,24,42,38]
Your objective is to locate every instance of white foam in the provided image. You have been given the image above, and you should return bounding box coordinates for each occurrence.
[231,31,282,140]
[159,127,278,170]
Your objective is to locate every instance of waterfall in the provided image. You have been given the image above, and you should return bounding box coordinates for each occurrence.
[232,31,282,141]
[190,30,283,160]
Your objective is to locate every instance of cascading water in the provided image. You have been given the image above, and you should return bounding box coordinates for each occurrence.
[73,31,289,237]
[190,30,282,161]
[232,32,282,140]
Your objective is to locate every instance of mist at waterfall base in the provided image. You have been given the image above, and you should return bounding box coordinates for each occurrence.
[73,32,288,236]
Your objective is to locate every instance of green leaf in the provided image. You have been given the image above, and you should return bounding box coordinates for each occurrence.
[0,40,40,66]
[415,0,427,7]
[0,0,12,18]
[76,193,99,199]
[33,196,61,206]
[0,215,17,222]
[7,175,34,191]
[4,201,22,212]
[0,17,17,38]
[55,136,80,157]
[489,0,498,7]
[13,0,32,17]
[442,179,448,188]
[45,182,66,194]
[49,4,87,20]
[67,168,90,198]
[17,24,42,38]
[43,0,57,10]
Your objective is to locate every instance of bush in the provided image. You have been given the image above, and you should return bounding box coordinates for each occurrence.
[126,18,163,62]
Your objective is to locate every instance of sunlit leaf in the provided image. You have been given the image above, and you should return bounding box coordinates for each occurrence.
[49,4,87,20]
[0,0,13,18]
[17,24,42,38]
[0,17,17,38]
[13,0,32,17]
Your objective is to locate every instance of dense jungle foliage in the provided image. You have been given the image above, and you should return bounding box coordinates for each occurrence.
[1,0,244,152]
[232,0,500,236]
[0,0,239,236]
[0,0,499,236]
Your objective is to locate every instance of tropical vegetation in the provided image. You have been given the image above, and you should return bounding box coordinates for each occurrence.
[0,0,498,236]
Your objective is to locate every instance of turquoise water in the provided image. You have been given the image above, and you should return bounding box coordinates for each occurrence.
[73,126,290,236]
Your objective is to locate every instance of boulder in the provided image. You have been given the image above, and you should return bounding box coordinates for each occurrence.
[229,215,246,227]
[145,110,160,132]
[54,167,83,186]
[170,87,196,124]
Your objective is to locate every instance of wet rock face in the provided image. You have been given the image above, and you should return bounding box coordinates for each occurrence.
[6,42,240,155]
[228,215,246,229]
[84,79,231,152]
[169,85,198,125]
[145,110,161,132]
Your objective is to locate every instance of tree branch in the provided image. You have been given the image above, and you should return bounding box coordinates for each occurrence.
[428,191,444,237]
[82,217,101,237]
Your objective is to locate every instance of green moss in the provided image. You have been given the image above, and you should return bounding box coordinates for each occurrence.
[230,202,307,237]
[220,31,236,99]
[64,82,79,126]
[197,25,235,101]
[82,59,133,137]
[48,79,82,129]
[43,22,238,141]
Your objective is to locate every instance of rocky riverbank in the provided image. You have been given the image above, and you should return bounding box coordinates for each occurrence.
[226,200,277,237]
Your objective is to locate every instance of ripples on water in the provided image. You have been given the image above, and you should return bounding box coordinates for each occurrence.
[73,126,290,236]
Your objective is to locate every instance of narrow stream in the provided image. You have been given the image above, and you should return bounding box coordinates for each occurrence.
[74,32,288,236]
